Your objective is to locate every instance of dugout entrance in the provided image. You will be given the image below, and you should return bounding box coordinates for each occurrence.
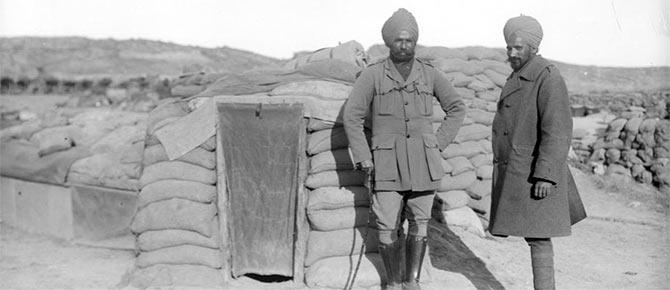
[217,102,307,281]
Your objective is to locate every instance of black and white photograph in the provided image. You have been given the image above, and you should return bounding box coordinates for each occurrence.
[0,0,668,289]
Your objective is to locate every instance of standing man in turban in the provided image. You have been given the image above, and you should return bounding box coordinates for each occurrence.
[490,15,587,290]
[344,8,465,290]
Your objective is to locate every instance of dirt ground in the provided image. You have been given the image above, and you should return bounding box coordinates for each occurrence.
[0,167,667,290]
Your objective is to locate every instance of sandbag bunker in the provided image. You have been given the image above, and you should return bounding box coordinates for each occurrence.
[129,41,504,289]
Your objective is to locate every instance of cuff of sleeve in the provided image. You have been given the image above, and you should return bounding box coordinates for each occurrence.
[533,160,559,184]
[351,147,372,165]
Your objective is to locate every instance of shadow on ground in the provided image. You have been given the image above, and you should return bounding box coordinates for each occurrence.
[428,215,505,290]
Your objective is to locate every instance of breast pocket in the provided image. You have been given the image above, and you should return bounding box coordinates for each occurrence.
[371,135,398,181]
[375,83,396,116]
[414,83,434,116]
[423,134,444,181]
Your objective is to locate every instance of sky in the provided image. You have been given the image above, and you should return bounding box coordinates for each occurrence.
[1,0,668,67]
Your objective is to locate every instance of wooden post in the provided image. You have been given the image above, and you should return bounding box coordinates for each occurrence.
[293,116,309,284]
[215,112,232,285]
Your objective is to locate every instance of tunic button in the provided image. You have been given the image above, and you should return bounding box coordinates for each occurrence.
[405,101,409,105]
[406,134,410,138]
[504,104,510,108]
[503,160,509,165]
[503,131,508,136]
[405,118,410,122]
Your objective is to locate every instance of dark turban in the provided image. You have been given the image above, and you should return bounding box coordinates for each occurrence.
[382,8,419,47]
[503,15,543,48]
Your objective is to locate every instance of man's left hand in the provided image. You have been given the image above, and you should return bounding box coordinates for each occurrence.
[533,180,553,199]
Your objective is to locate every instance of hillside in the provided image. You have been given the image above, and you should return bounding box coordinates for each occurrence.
[0,37,668,94]
[0,37,283,80]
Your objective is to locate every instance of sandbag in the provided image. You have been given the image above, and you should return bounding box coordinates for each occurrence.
[441,141,486,159]
[138,180,217,208]
[445,72,473,87]
[131,198,216,236]
[170,85,205,97]
[305,253,385,289]
[270,80,352,100]
[446,156,474,175]
[455,87,475,100]
[483,69,507,87]
[476,165,493,179]
[469,153,490,168]
[636,119,657,147]
[68,153,141,191]
[467,79,494,92]
[140,161,216,186]
[308,206,370,231]
[454,124,491,143]
[479,139,493,153]
[481,59,512,75]
[137,219,219,251]
[441,206,485,237]
[143,144,215,169]
[200,135,216,151]
[468,194,492,215]
[309,149,355,174]
[307,186,370,211]
[435,190,470,211]
[91,124,145,154]
[416,46,468,60]
[439,170,477,192]
[136,244,222,268]
[130,264,224,289]
[606,118,627,141]
[36,131,74,157]
[605,148,621,164]
[305,170,366,189]
[307,127,349,155]
[460,47,507,62]
[286,40,366,69]
[624,117,643,135]
[146,100,189,134]
[305,227,379,266]
[476,90,500,102]
[467,178,492,200]
[308,118,341,132]
[441,158,453,174]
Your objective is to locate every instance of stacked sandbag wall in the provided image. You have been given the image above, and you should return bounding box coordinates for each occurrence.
[303,122,385,288]
[419,46,508,232]
[129,99,224,289]
[581,109,670,192]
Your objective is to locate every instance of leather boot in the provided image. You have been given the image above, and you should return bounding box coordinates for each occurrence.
[404,235,427,290]
[379,239,403,290]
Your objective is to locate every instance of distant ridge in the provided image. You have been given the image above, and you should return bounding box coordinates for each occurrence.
[1,37,667,94]
[0,36,283,80]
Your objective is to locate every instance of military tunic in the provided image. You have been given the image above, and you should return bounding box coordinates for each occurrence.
[489,55,587,238]
[344,57,465,192]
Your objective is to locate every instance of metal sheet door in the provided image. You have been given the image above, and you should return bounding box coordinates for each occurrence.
[218,102,302,277]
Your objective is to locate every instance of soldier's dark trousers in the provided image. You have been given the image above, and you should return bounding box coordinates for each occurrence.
[525,237,555,290]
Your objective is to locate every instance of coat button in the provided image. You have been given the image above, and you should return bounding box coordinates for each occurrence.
[405,118,410,122]
[405,101,409,105]
[504,160,508,165]
[503,131,508,136]
[504,103,510,108]
[406,134,410,138]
